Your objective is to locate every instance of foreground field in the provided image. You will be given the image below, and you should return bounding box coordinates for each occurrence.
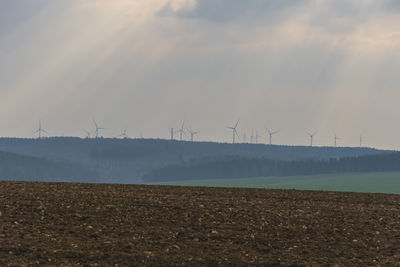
[163,171,400,194]
[1,181,400,265]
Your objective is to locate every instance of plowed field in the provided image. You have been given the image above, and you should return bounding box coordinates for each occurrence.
[1,181,400,266]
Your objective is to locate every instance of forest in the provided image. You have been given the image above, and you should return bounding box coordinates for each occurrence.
[0,137,394,183]
[143,152,400,182]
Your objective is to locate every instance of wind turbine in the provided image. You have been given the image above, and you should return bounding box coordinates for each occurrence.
[250,129,254,144]
[92,119,105,138]
[170,128,174,140]
[186,127,199,142]
[85,129,92,138]
[360,135,363,147]
[334,133,342,147]
[34,120,48,139]
[226,120,239,144]
[119,128,128,139]
[176,121,186,141]
[306,130,317,147]
[255,129,262,144]
[266,128,279,145]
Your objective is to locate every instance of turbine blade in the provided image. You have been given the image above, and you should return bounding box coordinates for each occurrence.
[234,119,239,129]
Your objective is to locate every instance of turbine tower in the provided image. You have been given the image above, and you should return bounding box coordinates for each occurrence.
[92,119,105,138]
[85,130,92,138]
[306,130,317,147]
[226,120,239,144]
[186,127,199,142]
[176,121,186,141]
[266,128,279,145]
[119,128,128,139]
[170,128,174,140]
[255,130,262,144]
[34,120,48,139]
[334,133,342,147]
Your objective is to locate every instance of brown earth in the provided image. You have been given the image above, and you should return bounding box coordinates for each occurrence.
[0,181,400,266]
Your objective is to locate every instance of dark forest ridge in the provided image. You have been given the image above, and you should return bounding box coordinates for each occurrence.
[0,137,394,184]
[0,137,390,159]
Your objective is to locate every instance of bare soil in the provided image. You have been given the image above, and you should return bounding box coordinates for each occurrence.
[1,181,400,266]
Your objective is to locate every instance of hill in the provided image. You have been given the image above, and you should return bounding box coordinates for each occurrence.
[0,150,97,182]
[0,137,390,183]
[144,152,400,182]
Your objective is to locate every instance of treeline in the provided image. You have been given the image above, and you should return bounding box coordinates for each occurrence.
[0,137,392,183]
[87,139,385,161]
[0,137,384,163]
[143,152,400,182]
[0,151,98,182]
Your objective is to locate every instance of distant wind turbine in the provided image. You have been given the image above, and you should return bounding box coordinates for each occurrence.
[266,128,279,145]
[85,129,92,138]
[119,128,128,139]
[176,121,186,141]
[186,127,199,142]
[170,128,174,140]
[92,119,105,138]
[255,129,262,144]
[34,120,48,139]
[360,135,363,147]
[226,120,239,144]
[306,130,317,147]
[334,133,342,147]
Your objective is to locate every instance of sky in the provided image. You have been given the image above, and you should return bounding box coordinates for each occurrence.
[1,0,400,149]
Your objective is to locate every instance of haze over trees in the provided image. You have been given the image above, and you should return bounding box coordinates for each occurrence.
[0,137,395,183]
[0,150,97,182]
[144,152,400,182]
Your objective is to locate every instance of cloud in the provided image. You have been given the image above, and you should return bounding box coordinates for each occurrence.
[382,0,400,11]
[0,1,47,36]
[159,0,310,23]
[159,0,400,35]
[0,0,400,148]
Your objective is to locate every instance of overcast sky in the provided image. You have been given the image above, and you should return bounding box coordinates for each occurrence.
[1,0,400,149]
